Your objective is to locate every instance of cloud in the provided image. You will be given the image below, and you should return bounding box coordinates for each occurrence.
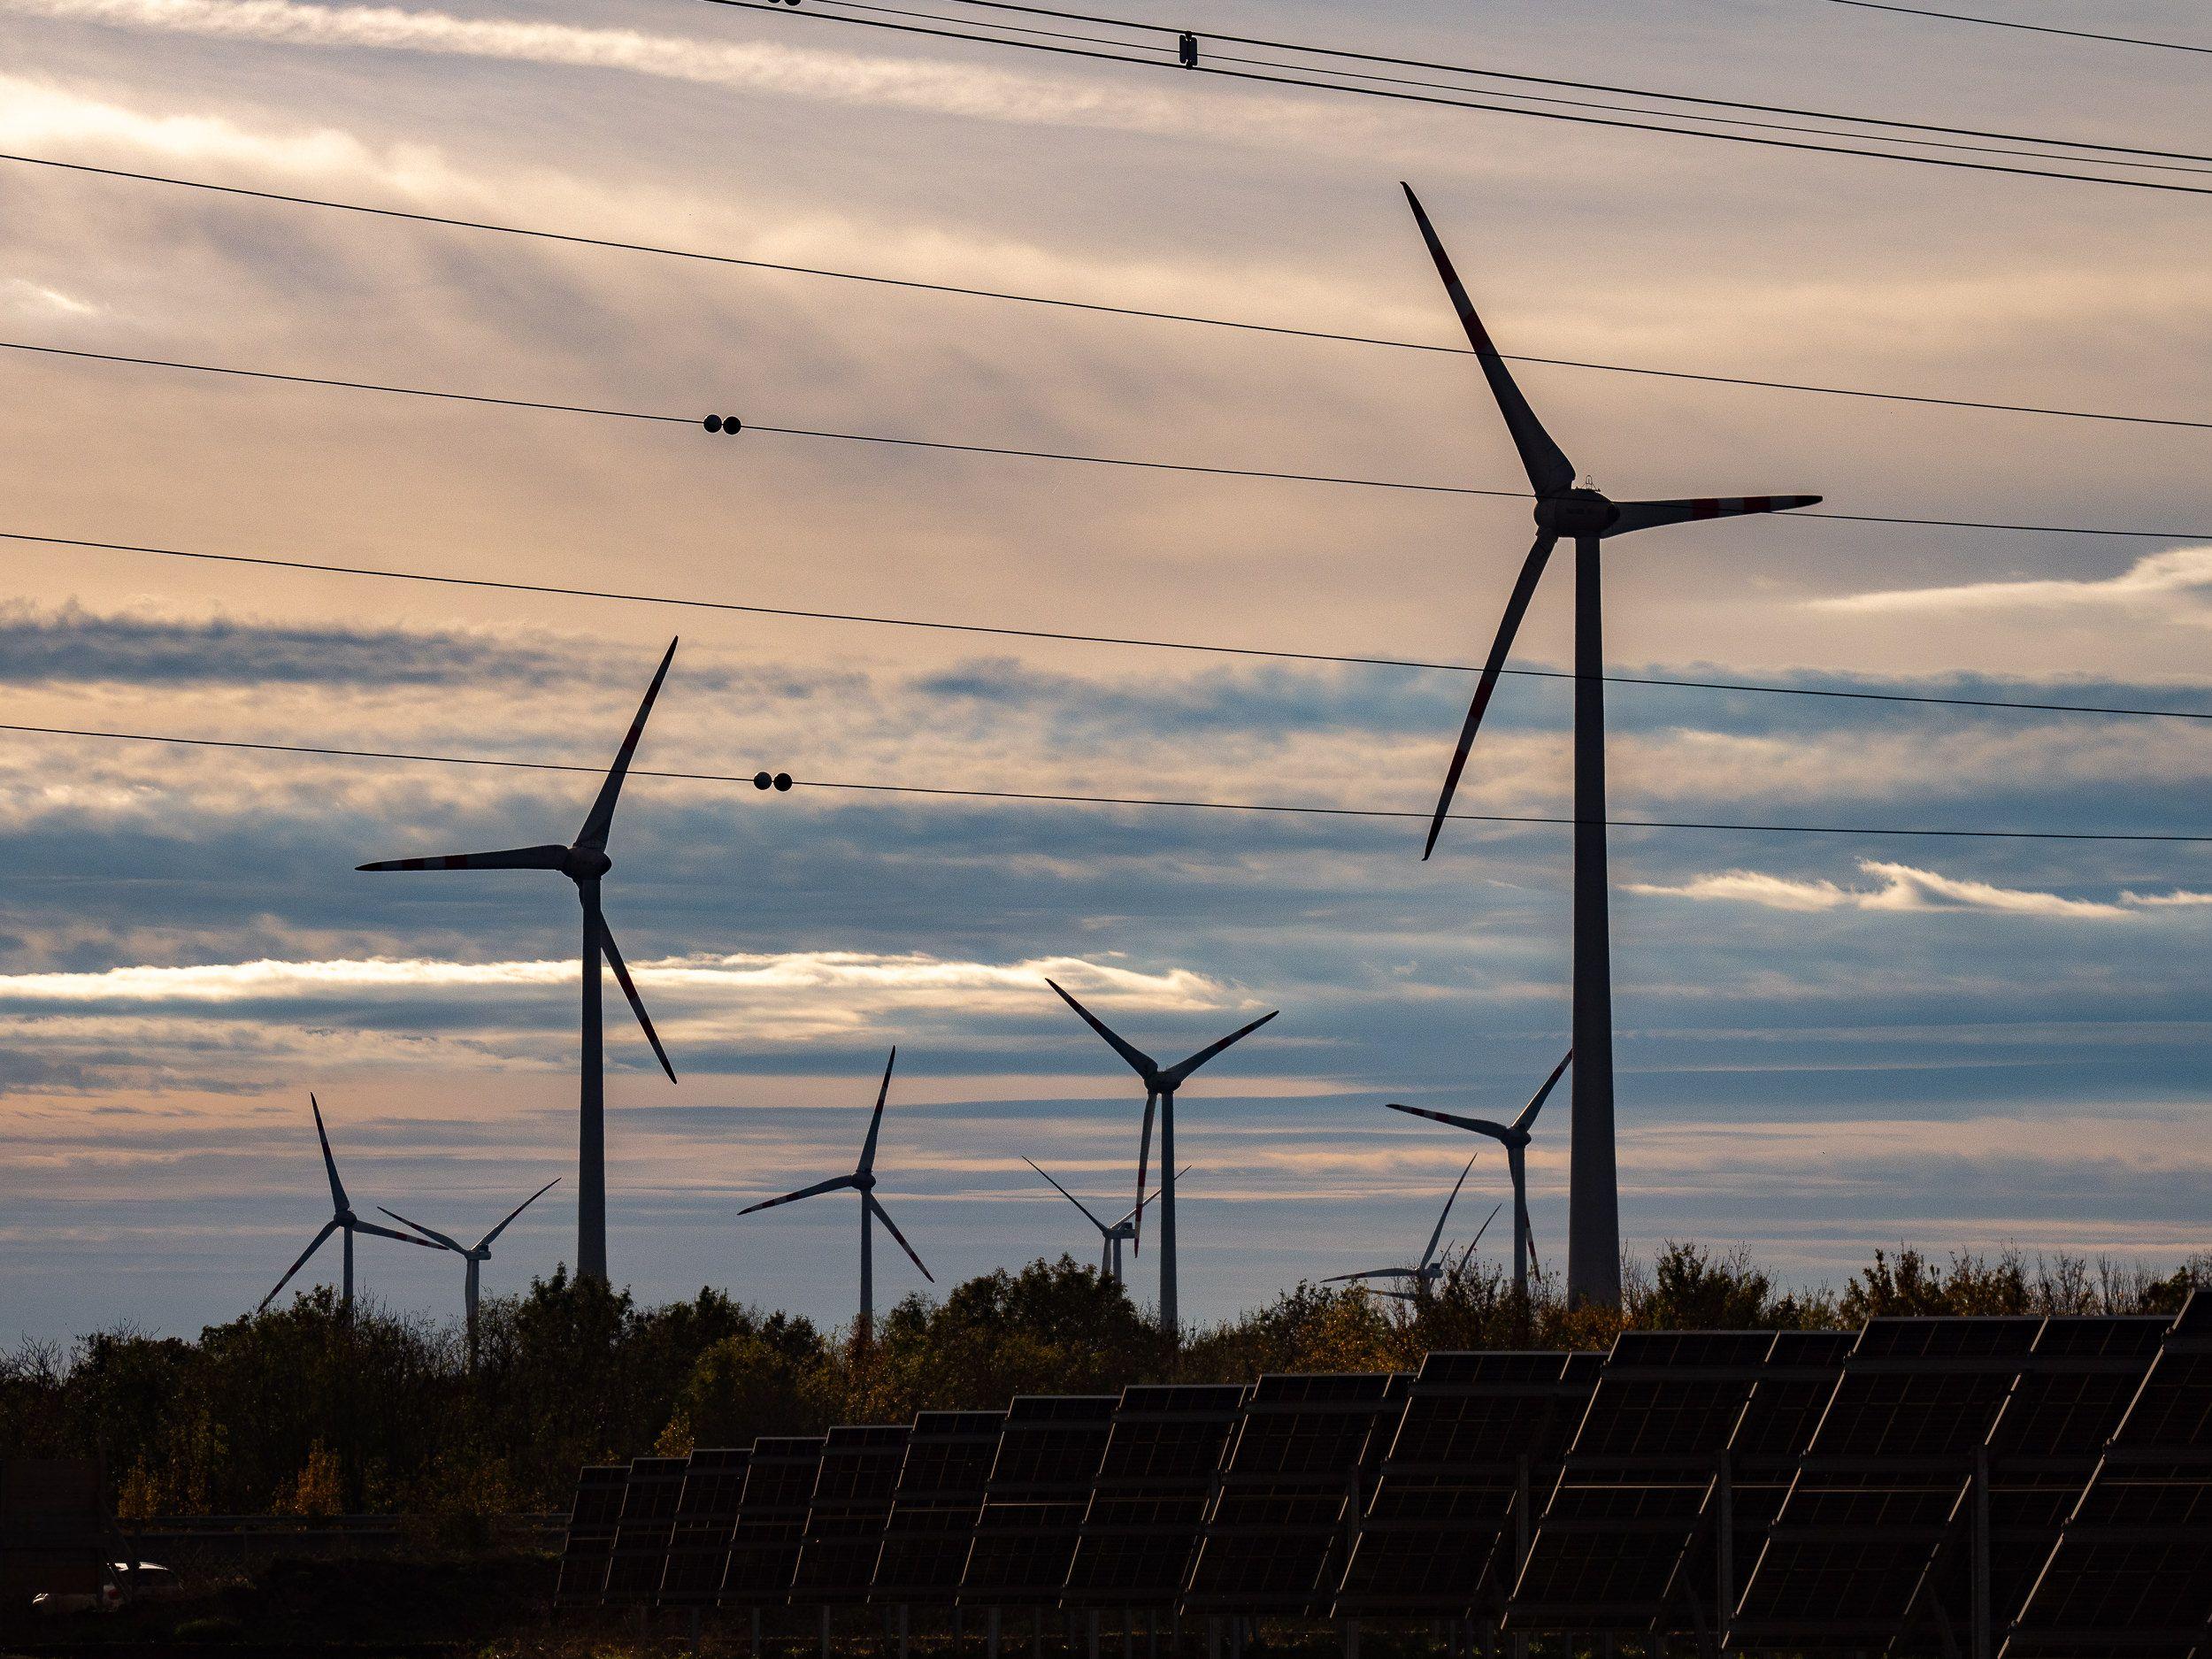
[1626,859,2212,919]
[1813,547,2212,621]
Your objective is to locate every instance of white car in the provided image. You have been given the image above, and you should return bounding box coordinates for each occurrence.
[30,1561,175,1614]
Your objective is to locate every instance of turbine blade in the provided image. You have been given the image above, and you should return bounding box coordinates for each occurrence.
[740,1173,856,1216]
[1401,184,1575,498]
[310,1094,347,1214]
[1131,1090,1157,1257]
[1469,1200,1504,1254]
[1386,1103,1515,1143]
[376,1206,465,1254]
[1160,1009,1279,1088]
[1423,531,1557,860]
[1374,1288,1420,1302]
[258,1217,340,1311]
[598,919,676,1083]
[1023,1157,1110,1235]
[478,1178,559,1251]
[1044,978,1157,1079]
[858,1048,895,1174]
[576,638,679,851]
[350,1217,444,1249]
[1324,1267,1419,1284]
[1114,1164,1190,1228]
[867,1194,933,1283]
[1513,1050,1574,1134]
[1604,495,1822,538]
[1418,1156,1479,1271]
[356,844,568,872]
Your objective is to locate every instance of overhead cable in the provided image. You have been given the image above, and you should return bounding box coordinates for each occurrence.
[1814,0,2212,56]
[9,340,2206,542]
[14,528,2212,726]
[4,718,2208,843]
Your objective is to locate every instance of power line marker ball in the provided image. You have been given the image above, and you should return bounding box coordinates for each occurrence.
[753,772,792,791]
[703,414,743,434]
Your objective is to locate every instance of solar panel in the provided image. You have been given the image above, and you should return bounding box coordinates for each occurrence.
[2004,1294,2212,1658]
[872,1409,1007,1605]
[1506,1330,1774,1635]
[721,1436,829,1607]
[960,1395,1118,1608]
[604,1455,689,1605]
[1728,1314,2044,1652]
[1183,1372,1407,1617]
[662,1447,752,1606]
[1064,1384,1246,1608]
[794,1425,914,1603]
[1333,1351,1597,1622]
[554,1464,629,1609]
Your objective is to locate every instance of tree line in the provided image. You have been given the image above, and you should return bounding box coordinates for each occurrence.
[3,1243,2200,1518]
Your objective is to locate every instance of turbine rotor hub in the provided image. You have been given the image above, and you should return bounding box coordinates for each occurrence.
[564,847,614,881]
[855,1171,877,1192]
[1539,488,1618,538]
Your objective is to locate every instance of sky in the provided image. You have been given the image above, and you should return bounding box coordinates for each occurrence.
[1,0,2208,1344]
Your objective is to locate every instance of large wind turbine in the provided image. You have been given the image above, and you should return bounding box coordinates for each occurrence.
[1044,979,1278,1341]
[258,1095,436,1317]
[380,1178,558,1371]
[1402,185,1821,1308]
[740,1048,933,1343]
[1022,1156,1183,1285]
[357,639,681,1286]
[1325,1159,1496,1301]
[1387,1050,1571,1301]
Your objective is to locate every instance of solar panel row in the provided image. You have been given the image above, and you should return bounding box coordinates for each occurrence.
[551,1299,2211,1655]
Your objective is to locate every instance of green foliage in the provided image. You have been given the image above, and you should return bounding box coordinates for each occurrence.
[2,1243,2198,1514]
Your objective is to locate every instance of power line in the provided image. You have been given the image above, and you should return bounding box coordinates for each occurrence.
[10,340,2207,542]
[1813,0,2212,57]
[4,717,2208,843]
[9,151,2206,434]
[702,0,2212,197]
[937,0,2212,154]
[17,528,2212,727]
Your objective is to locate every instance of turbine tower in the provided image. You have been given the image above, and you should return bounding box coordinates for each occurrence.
[1388,1050,1571,1301]
[1325,1159,1495,1301]
[1045,979,1278,1342]
[740,1048,933,1344]
[258,1094,436,1317]
[1022,1156,1182,1284]
[380,1177,558,1371]
[1402,184,1821,1308]
[357,639,681,1286]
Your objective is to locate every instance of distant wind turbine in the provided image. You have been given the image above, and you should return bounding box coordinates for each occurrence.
[357,639,682,1286]
[380,1178,558,1371]
[1387,1049,1571,1302]
[258,1095,436,1317]
[1022,1156,1185,1285]
[1402,184,1820,1309]
[740,1048,933,1343]
[1044,978,1278,1341]
[1326,1159,1495,1300]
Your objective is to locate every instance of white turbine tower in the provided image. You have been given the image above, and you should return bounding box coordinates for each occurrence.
[1045,978,1278,1343]
[380,1178,558,1371]
[1022,1157,1183,1285]
[1388,1050,1571,1301]
[740,1048,933,1344]
[1325,1159,1496,1300]
[357,640,693,1286]
[1402,184,1820,1308]
[258,1095,436,1317]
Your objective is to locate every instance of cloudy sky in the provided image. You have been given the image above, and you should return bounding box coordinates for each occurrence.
[2,0,2208,1343]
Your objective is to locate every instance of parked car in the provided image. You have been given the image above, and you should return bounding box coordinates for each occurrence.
[31,1561,175,1613]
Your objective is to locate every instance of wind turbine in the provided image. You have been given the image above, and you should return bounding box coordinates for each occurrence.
[739,1048,932,1343]
[1022,1157,1185,1285]
[1387,1050,1571,1301]
[1325,1160,1495,1301]
[380,1178,558,1371]
[357,639,681,1286]
[1044,979,1278,1341]
[258,1095,437,1317]
[1402,185,1821,1309]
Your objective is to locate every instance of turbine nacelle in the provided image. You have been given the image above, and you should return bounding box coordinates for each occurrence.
[563,847,614,882]
[1539,488,1619,538]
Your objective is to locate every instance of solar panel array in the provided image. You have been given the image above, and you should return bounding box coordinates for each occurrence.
[551,1298,2209,1653]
